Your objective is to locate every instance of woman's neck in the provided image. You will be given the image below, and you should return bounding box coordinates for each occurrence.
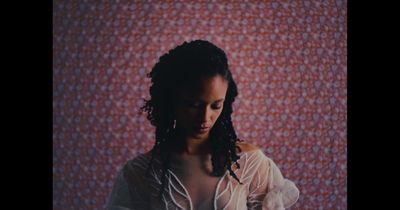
[172,130,211,156]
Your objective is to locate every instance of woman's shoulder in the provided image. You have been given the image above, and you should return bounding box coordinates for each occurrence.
[236,141,274,163]
[122,151,153,172]
[236,141,261,153]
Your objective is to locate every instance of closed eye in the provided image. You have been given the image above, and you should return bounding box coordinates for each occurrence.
[211,103,223,110]
[182,100,201,108]
[182,99,224,110]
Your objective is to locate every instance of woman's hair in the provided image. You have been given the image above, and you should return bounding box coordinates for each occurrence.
[141,40,242,197]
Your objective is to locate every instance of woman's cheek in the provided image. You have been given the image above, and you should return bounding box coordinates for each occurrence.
[212,109,223,123]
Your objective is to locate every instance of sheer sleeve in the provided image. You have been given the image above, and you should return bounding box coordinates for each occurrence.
[247,150,299,210]
[106,161,149,210]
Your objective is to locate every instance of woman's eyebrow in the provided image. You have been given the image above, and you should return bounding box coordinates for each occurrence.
[182,98,225,104]
[214,99,225,103]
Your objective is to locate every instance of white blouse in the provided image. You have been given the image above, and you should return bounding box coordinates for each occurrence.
[106,149,299,210]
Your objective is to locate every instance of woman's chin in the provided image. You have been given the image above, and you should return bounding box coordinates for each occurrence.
[190,129,210,139]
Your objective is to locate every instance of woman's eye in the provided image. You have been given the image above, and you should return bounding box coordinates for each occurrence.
[182,100,222,110]
[191,103,200,108]
[211,104,222,110]
[184,101,200,108]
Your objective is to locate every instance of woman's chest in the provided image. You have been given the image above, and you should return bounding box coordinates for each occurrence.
[146,153,252,210]
[169,155,221,209]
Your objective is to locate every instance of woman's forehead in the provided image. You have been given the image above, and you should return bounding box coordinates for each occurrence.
[178,75,228,101]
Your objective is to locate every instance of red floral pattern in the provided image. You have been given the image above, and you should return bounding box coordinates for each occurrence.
[53,1,347,209]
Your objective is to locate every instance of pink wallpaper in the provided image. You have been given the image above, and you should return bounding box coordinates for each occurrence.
[53,0,347,209]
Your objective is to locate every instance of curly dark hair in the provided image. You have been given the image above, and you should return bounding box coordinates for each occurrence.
[140,40,243,198]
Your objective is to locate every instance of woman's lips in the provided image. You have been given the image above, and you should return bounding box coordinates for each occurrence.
[194,126,210,134]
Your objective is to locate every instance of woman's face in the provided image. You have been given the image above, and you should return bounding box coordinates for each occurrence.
[175,75,228,141]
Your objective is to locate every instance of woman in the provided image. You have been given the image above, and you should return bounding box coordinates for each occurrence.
[107,40,299,210]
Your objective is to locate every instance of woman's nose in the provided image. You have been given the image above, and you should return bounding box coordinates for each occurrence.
[198,106,211,123]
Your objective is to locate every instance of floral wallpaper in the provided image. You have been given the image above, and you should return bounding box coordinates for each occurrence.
[53,0,347,209]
